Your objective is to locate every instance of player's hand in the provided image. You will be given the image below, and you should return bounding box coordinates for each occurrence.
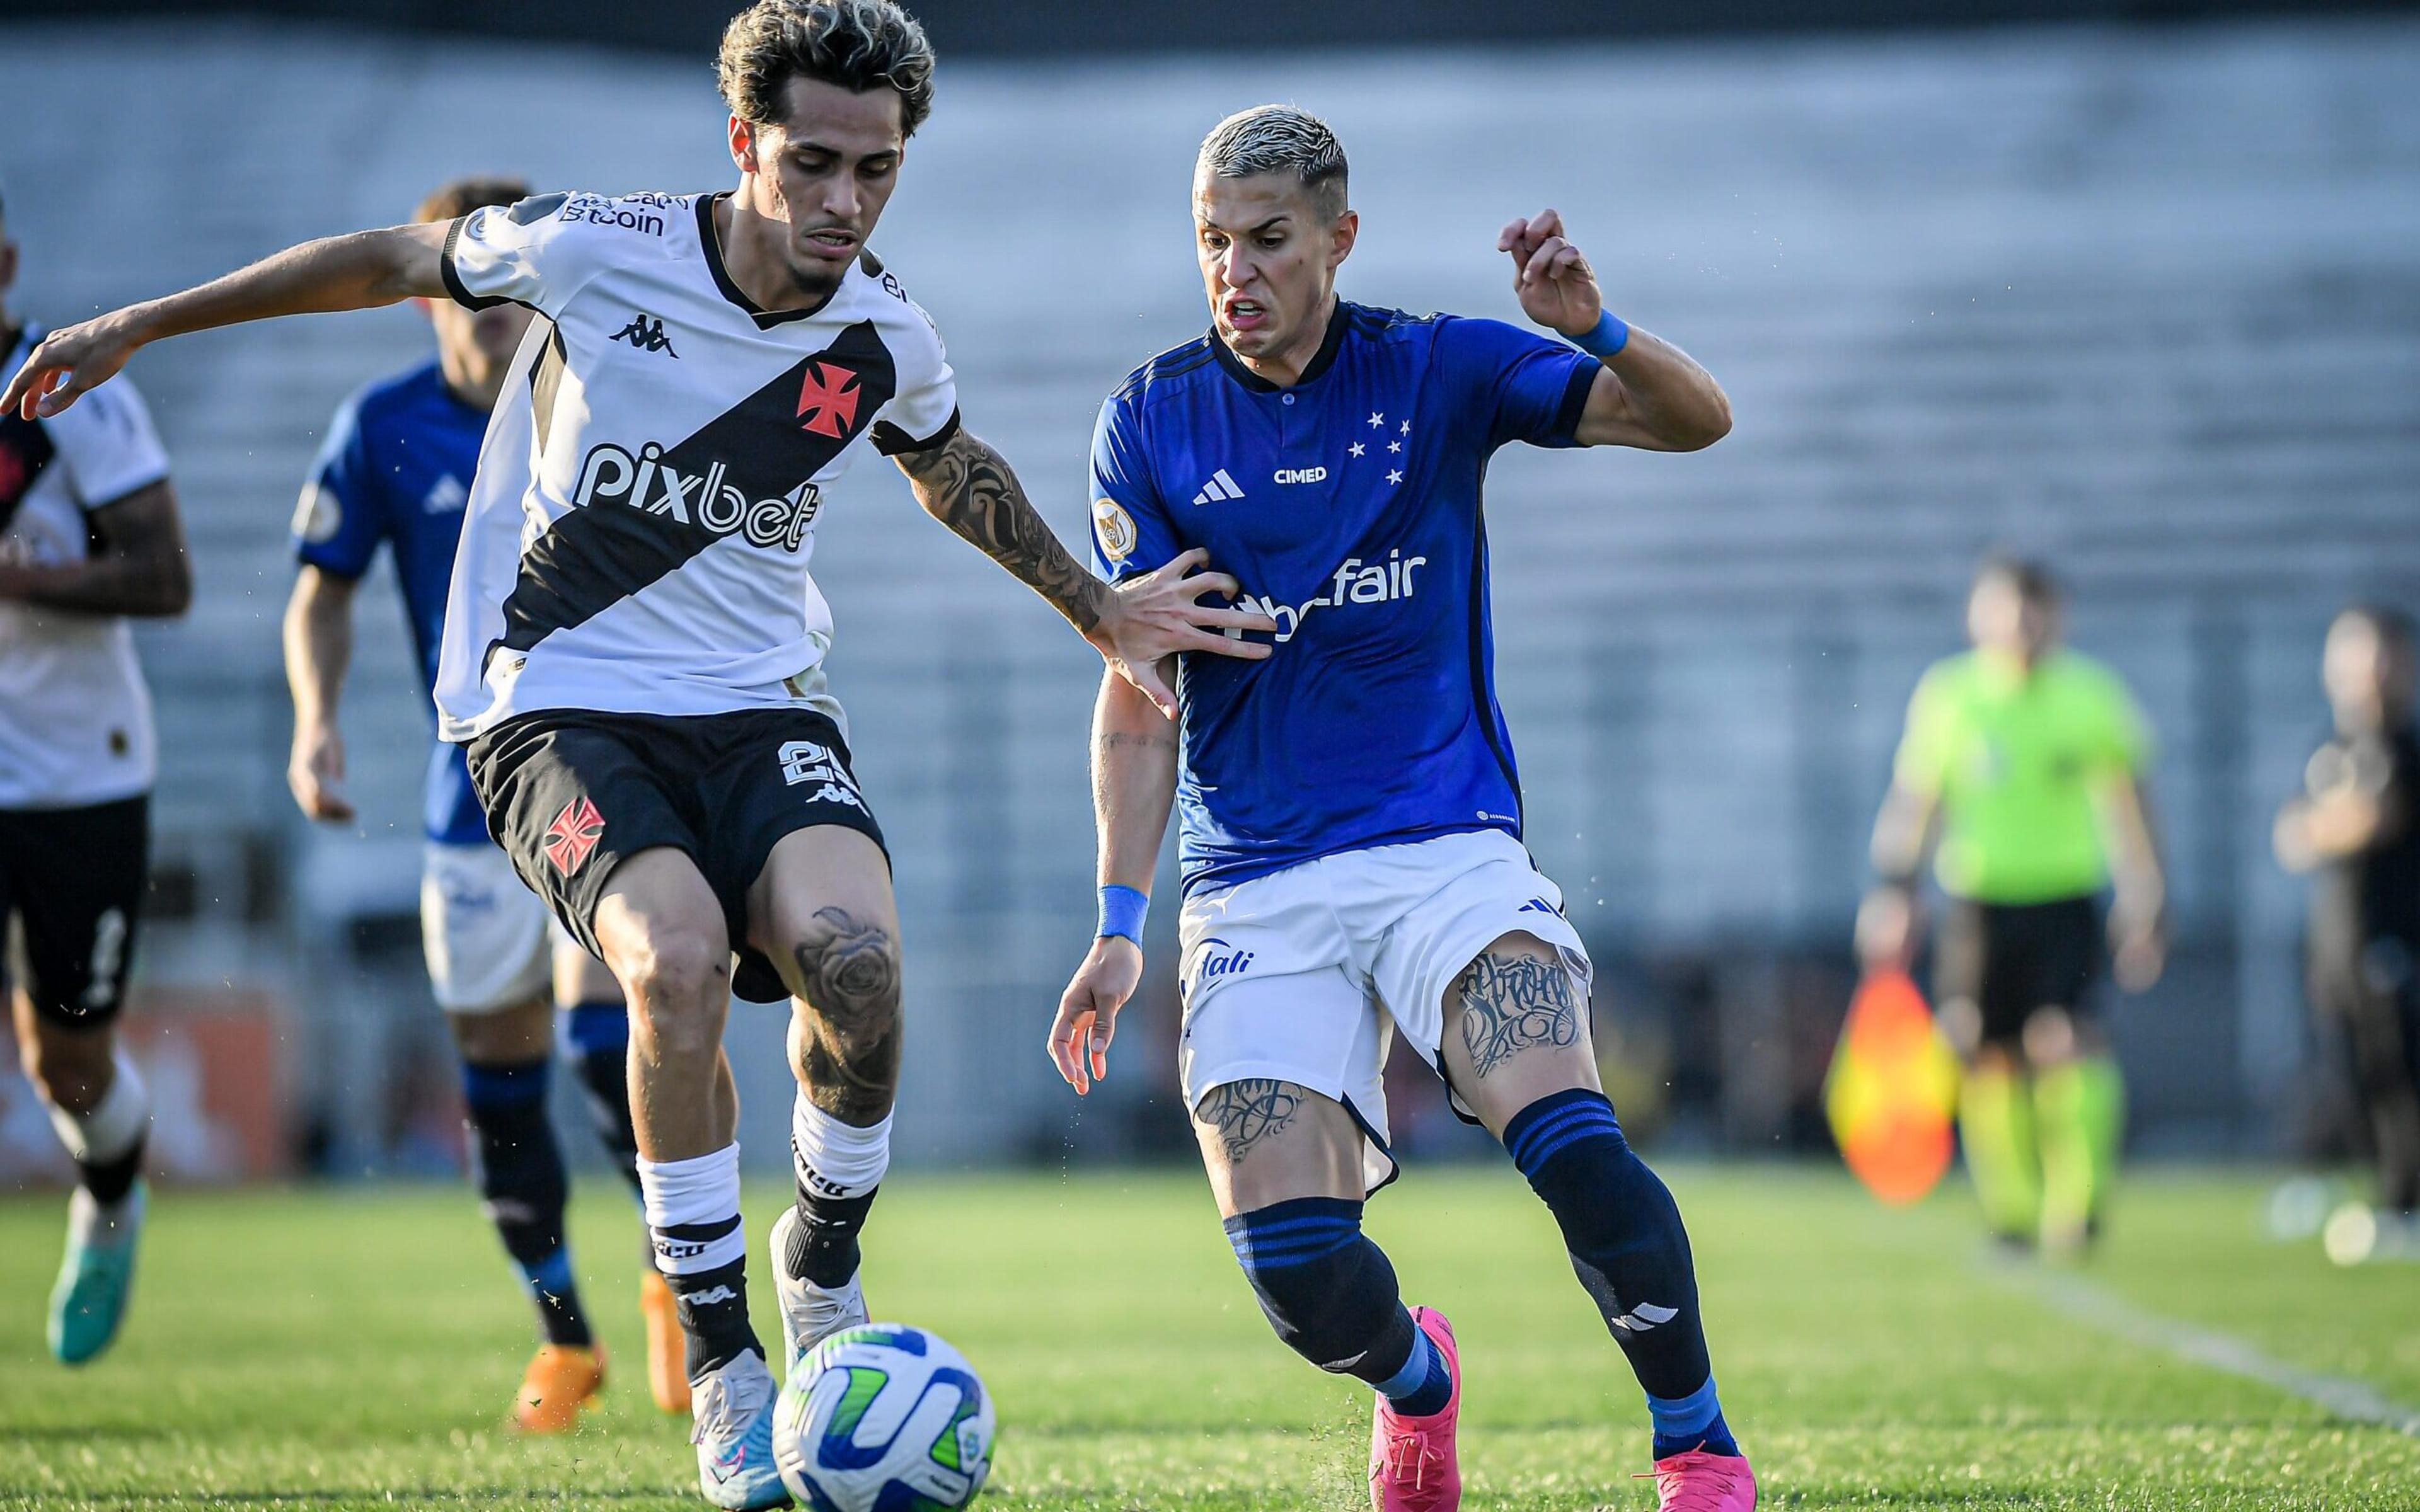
[2110,906,2165,994]
[1050,935,1142,1095]
[3,309,147,421]
[1855,884,1921,972]
[1498,209,1603,340]
[1092,547,1276,719]
[288,720,355,823]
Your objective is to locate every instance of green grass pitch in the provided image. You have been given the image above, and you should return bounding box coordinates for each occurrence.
[3,1167,2416,1509]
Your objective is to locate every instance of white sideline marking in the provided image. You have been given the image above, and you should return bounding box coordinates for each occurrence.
[2003,1266,2420,1437]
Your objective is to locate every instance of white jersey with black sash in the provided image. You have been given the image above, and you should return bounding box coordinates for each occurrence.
[431,190,959,743]
[0,326,171,808]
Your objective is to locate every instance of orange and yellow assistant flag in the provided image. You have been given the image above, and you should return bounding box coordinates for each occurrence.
[1823,968,1961,1205]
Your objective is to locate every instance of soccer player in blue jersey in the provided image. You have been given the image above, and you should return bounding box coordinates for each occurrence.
[1050,107,1754,1511]
[281,176,684,1431]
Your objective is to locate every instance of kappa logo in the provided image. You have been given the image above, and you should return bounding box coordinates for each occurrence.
[795,361,863,438]
[609,312,678,357]
[543,796,605,875]
[1191,468,1245,507]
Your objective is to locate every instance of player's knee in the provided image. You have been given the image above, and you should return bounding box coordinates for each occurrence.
[1222,1196,1403,1373]
[785,906,902,1021]
[616,930,731,1054]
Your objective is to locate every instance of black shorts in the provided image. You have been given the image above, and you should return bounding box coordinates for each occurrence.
[0,795,149,1027]
[1933,894,2102,1050]
[465,707,886,1005]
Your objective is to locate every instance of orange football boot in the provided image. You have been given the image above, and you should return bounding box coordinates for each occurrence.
[640,1269,692,1414]
[509,1342,606,1433]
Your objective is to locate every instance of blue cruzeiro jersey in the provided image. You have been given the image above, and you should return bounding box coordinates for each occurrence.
[290,362,491,846]
[1090,300,1599,893]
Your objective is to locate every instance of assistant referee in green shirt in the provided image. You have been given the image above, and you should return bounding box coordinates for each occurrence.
[1859,558,2167,1254]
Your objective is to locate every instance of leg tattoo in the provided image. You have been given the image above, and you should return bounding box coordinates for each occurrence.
[1457,950,1581,1078]
[1201,1079,1303,1164]
[791,907,901,1125]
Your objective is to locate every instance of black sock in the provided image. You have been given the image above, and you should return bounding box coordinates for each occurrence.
[662,1245,762,1380]
[78,1137,146,1207]
[463,1058,591,1349]
[1222,1197,1424,1391]
[1506,1089,1710,1402]
[783,1183,879,1288]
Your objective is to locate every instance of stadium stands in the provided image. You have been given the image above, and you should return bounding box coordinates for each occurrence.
[0,15,2412,1166]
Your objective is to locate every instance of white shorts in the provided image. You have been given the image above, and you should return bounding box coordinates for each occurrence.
[1176,828,1592,1194]
[420,841,554,1014]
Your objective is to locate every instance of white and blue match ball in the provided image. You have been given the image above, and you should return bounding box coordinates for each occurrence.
[772,1322,994,1512]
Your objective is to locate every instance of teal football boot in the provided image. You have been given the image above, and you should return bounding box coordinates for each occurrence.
[49,1181,145,1365]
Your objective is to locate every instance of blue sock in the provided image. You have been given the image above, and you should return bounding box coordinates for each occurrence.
[462,1057,589,1348]
[1373,1326,1452,1418]
[1647,1376,1740,1458]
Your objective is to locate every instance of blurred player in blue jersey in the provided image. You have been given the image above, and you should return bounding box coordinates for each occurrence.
[281,176,686,1431]
[1050,107,1753,1512]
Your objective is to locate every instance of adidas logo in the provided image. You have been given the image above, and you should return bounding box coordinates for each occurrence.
[1191,468,1245,506]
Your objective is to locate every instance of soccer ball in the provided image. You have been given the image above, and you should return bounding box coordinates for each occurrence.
[773,1323,994,1512]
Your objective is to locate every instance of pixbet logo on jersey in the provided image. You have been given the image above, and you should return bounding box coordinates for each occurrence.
[1226,550,1431,644]
[572,441,822,551]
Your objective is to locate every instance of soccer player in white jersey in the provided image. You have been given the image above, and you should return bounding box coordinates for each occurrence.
[0,185,193,1366]
[284,175,684,1429]
[7,5,1267,1503]
[1050,108,1758,1511]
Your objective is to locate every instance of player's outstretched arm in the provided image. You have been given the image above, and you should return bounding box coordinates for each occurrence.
[1498,209,1732,452]
[1049,667,1179,1095]
[894,427,1274,718]
[0,479,191,618]
[3,222,454,421]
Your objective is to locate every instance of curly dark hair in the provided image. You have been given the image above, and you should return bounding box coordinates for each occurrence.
[413,175,531,226]
[718,0,936,138]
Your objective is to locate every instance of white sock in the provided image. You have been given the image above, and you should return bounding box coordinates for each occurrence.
[792,1093,890,1201]
[47,1053,149,1209]
[637,1143,747,1275]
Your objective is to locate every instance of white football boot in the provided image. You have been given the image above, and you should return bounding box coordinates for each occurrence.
[689,1349,786,1509]
[769,1205,870,1374]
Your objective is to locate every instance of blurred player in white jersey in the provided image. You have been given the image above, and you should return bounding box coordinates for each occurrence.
[283,176,684,1429]
[0,185,192,1365]
[7,4,1265,1501]
[1052,108,1753,1511]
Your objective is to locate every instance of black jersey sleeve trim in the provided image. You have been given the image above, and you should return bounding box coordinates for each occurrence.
[1550,358,1599,445]
[870,406,960,457]
[439,216,514,312]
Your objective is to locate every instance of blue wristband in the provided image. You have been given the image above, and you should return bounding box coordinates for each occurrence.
[1097,885,1150,944]
[1574,309,1629,359]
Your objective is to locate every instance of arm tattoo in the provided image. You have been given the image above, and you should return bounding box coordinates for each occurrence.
[1199,1078,1303,1165]
[1456,951,1581,1078]
[790,906,903,1125]
[899,429,1107,634]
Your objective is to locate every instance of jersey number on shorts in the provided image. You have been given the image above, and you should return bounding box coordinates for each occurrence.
[778,740,865,811]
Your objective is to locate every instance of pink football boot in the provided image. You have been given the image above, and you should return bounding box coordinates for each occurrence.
[1368,1305,1461,1512]
[1644,1446,1758,1511]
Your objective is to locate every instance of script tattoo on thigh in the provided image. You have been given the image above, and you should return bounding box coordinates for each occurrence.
[1200,1079,1303,1165]
[1457,951,1581,1078]
[792,906,902,1123]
